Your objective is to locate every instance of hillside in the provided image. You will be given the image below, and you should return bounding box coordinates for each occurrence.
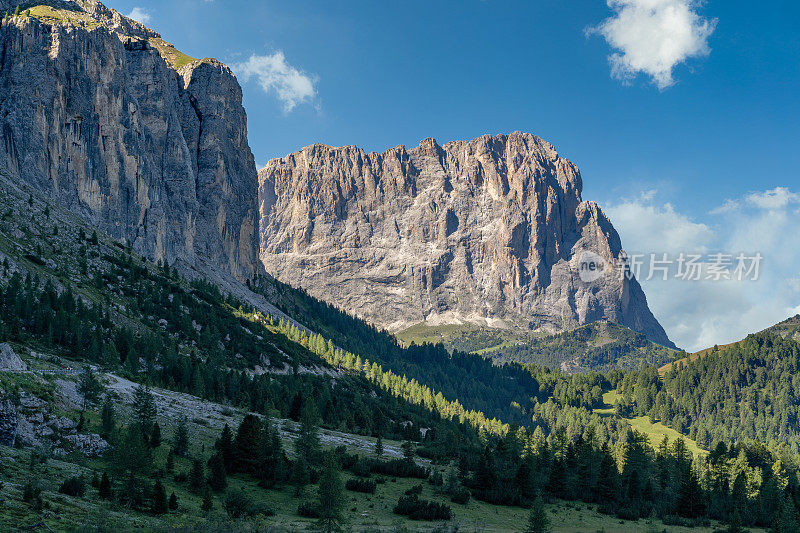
[623,329,800,451]
[397,320,680,373]
[0,150,748,532]
[658,314,800,375]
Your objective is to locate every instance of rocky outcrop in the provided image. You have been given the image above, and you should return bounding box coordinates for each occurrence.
[0,1,258,280]
[259,132,674,347]
[0,343,25,371]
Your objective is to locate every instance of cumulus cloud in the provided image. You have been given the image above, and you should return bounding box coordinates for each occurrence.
[233,52,317,113]
[588,0,717,89]
[605,188,800,351]
[127,7,151,25]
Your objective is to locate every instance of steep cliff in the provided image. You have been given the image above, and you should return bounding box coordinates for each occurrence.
[0,1,258,280]
[259,132,675,348]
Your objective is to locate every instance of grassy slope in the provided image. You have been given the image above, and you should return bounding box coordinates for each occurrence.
[0,364,729,532]
[149,37,197,70]
[594,391,706,457]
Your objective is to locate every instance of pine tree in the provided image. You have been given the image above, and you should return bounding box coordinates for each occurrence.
[317,453,346,533]
[150,480,168,515]
[208,452,227,491]
[77,366,103,413]
[168,491,178,511]
[677,469,705,518]
[289,391,304,421]
[150,422,162,448]
[233,414,262,474]
[173,417,189,457]
[215,423,235,472]
[375,434,384,458]
[524,496,551,533]
[292,453,310,497]
[296,401,321,467]
[595,444,618,504]
[132,383,157,436]
[98,472,112,500]
[774,499,800,533]
[113,426,153,508]
[100,395,116,439]
[165,449,175,474]
[188,459,205,493]
[257,420,285,486]
[401,439,415,462]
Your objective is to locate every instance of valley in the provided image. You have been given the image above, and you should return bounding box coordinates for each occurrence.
[0,2,797,533]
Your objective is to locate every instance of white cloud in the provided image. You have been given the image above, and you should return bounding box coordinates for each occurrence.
[604,188,800,351]
[233,52,317,113]
[127,7,151,25]
[605,199,714,255]
[588,0,717,89]
[744,187,800,210]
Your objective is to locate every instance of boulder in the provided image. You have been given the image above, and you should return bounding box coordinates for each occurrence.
[0,343,26,372]
[63,433,110,457]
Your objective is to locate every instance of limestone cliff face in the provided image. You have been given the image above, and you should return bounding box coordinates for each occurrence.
[0,1,258,280]
[259,132,674,348]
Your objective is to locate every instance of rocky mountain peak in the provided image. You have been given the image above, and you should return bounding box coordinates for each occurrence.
[0,0,258,280]
[259,132,674,348]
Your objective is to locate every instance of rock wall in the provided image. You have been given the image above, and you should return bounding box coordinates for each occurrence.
[259,132,674,348]
[0,1,258,280]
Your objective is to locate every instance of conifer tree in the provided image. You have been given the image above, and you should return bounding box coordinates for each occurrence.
[401,439,416,463]
[188,459,205,493]
[375,434,384,458]
[173,417,189,457]
[258,420,285,487]
[208,452,227,491]
[317,453,346,533]
[150,421,162,448]
[524,496,551,533]
[233,414,262,474]
[289,391,304,421]
[98,472,112,500]
[132,383,156,436]
[296,401,321,466]
[77,366,103,413]
[215,423,235,472]
[150,480,168,515]
[168,491,178,511]
[100,394,117,440]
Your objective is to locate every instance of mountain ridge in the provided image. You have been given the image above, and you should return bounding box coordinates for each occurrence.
[259,132,676,349]
[0,1,259,281]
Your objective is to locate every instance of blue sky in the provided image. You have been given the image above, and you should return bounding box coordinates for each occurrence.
[113,0,799,350]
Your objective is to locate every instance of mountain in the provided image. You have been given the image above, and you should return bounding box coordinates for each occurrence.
[0,0,258,281]
[396,319,680,373]
[259,133,675,349]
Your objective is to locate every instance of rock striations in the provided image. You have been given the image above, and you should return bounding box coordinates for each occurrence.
[259,133,675,348]
[0,1,258,280]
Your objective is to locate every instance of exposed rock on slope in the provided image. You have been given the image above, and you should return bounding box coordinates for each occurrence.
[0,1,258,280]
[260,132,674,348]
